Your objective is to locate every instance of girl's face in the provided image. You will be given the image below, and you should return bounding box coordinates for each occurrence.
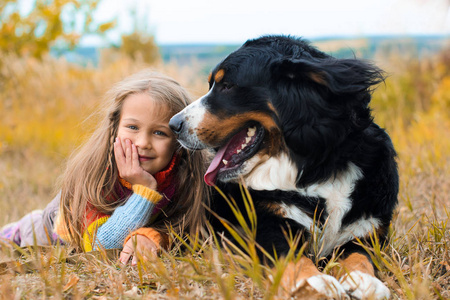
[117,93,177,175]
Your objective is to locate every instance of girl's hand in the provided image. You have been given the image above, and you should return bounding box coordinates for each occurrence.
[119,234,159,265]
[114,137,157,189]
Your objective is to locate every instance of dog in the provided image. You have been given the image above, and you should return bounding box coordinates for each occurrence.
[169,35,398,299]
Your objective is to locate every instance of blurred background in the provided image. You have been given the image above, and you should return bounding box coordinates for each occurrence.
[0,0,449,225]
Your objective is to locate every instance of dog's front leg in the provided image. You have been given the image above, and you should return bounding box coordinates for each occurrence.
[280,256,346,299]
[337,253,390,299]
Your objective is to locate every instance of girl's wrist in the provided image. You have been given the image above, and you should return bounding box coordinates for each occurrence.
[132,185,163,204]
[133,183,157,191]
[143,180,157,190]
[127,176,157,190]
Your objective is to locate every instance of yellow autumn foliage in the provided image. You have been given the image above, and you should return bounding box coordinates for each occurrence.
[430,76,450,115]
[0,52,206,157]
[0,0,115,60]
[369,49,450,176]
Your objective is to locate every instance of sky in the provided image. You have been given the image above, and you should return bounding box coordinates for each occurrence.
[87,0,450,45]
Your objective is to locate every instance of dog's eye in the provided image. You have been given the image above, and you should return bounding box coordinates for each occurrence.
[221,82,235,91]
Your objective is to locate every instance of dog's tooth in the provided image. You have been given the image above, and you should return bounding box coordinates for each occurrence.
[248,127,256,136]
[237,149,241,154]
[241,143,248,149]
[245,137,251,143]
[222,159,228,165]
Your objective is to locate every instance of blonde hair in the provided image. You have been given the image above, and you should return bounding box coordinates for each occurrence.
[60,70,209,249]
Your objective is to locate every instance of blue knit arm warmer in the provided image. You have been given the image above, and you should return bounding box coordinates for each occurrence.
[93,185,163,250]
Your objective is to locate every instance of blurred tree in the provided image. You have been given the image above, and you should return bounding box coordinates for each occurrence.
[0,0,116,59]
[120,32,159,65]
[119,5,160,65]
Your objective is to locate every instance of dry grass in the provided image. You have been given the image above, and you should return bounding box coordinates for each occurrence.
[0,47,449,299]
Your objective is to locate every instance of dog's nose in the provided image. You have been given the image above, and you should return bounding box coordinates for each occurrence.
[169,113,184,134]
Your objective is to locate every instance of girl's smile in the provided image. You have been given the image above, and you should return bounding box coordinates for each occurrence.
[138,155,153,162]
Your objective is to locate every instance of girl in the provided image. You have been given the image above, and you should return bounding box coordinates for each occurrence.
[1,70,209,263]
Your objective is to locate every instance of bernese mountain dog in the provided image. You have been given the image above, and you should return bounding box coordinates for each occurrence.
[169,35,398,299]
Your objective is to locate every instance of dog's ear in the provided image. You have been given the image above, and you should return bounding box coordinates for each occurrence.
[272,57,385,105]
[270,57,384,184]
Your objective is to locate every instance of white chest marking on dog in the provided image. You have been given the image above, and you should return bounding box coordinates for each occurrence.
[296,163,363,256]
[245,152,298,191]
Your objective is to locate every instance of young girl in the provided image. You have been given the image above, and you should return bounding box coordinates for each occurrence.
[0,70,209,263]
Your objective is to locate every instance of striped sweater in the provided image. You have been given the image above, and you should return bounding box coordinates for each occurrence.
[54,155,177,251]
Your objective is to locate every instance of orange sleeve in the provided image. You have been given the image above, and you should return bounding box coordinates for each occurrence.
[123,227,170,250]
[53,204,110,245]
[83,203,110,231]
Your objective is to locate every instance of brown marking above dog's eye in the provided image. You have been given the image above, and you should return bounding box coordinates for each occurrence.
[309,72,327,85]
[207,72,212,83]
[214,69,225,83]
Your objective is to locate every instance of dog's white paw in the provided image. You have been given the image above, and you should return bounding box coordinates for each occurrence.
[340,271,390,299]
[300,274,347,299]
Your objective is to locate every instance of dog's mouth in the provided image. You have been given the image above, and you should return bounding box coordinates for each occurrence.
[204,124,264,186]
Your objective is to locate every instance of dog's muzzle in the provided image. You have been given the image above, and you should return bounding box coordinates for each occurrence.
[169,109,207,150]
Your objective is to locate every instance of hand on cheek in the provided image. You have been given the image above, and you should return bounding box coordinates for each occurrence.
[119,235,159,265]
[113,137,157,189]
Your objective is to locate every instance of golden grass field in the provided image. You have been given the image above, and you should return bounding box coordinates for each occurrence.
[0,43,449,299]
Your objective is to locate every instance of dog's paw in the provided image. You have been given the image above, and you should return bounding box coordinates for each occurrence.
[340,271,390,299]
[293,274,347,299]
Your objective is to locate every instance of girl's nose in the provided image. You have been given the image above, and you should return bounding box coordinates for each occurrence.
[135,134,152,149]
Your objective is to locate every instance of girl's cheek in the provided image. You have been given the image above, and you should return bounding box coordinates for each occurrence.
[117,132,130,141]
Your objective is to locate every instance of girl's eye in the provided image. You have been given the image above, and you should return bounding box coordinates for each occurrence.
[154,130,167,136]
[127,125,138,130]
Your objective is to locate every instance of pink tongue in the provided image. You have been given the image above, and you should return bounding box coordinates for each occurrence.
[204,138,233,186]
